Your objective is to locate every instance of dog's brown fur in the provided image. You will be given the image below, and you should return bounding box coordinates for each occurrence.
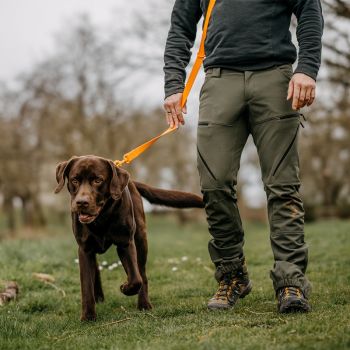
[55,155,204,321]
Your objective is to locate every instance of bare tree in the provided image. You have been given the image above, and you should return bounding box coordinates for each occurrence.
[298,0,350,219]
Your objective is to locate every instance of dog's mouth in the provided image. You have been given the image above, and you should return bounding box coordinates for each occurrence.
[78,213,97,224]
[78,207,103,224]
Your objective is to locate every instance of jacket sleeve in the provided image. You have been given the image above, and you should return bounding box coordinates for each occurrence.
[290,0,324,80]
[163,0,202,99]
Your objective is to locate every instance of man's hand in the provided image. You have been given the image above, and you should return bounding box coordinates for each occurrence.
[163,93,187,128]
[287,73,316,110]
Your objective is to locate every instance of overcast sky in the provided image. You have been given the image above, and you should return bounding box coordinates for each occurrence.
[0,0,188,108]
[0,0,121,81]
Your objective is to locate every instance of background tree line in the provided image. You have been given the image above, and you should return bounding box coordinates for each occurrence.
[0,0,349,233]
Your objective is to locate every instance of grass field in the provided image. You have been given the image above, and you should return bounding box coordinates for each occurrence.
[0,215,349,350]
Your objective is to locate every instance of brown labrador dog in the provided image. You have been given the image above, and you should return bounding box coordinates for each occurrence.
[55,155,204,321]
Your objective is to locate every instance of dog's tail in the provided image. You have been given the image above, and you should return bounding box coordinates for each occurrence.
[134,182,204,208]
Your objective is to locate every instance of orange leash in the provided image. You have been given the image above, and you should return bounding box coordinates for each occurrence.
[114,0,217,167]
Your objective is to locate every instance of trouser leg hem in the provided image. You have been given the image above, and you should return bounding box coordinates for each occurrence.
[214,256,247,281]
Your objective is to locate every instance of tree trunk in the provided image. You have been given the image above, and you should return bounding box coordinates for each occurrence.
[21,195,46,227]
[3,195,15,232]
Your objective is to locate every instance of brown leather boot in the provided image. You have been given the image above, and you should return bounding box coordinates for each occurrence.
[277,286,311,313]
[208,270,252,310]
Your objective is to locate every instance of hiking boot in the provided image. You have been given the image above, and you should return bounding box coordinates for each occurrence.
[277,286,311,313]
[207,271,252,310]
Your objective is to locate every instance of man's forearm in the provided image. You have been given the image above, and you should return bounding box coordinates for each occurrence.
[292,0,324,80]
[164,0,202,98]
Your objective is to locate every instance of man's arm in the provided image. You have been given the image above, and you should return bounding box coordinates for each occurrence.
[287,0,324,110]
[163,0,202,127]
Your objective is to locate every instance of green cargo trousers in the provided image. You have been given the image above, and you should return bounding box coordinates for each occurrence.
[197,65,311,297]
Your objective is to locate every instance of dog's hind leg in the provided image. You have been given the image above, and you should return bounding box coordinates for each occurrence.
[135,228,152,310]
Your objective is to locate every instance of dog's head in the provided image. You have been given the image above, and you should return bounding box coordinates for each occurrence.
[54,155,130,224]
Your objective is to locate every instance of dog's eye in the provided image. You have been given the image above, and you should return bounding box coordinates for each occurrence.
[71,178,79,185]
[94,178,103,184]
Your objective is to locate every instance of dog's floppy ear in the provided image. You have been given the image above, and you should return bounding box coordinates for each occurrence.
[108,160,130,200]
[54,156,78,194]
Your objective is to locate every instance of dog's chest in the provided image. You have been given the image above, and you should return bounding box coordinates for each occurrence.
[76,222,133,254]
[79,231,112,254]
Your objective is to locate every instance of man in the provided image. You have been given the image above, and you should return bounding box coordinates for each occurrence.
[163,0,323,312]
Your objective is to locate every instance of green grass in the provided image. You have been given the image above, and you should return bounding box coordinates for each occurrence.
[0,215,349,350]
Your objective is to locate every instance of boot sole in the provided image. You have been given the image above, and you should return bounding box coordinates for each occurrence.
[208,281,253,310]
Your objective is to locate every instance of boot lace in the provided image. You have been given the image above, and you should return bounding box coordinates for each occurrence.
[214,274,241,300]
[280,286,302,300]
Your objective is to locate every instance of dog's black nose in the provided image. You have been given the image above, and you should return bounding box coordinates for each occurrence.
[76,199,89,208]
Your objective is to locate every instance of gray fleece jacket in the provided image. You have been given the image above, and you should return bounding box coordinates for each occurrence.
[164,0,324,98]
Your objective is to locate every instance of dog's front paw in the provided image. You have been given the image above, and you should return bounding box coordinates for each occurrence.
[120,281,142,296]
[138,299,153,311]
[80,312,97,322]
[95,293,105,303]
